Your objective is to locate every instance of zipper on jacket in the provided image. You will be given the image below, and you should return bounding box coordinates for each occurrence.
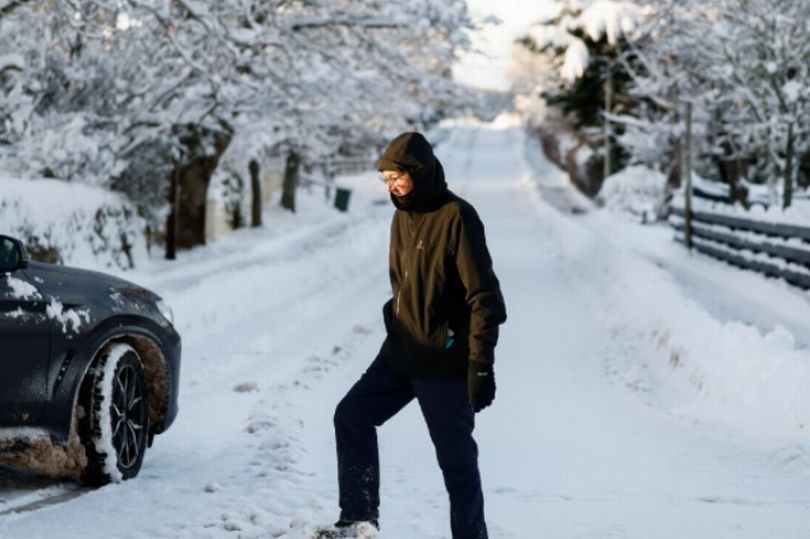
[397,261,409,316]
[396,215,415,317]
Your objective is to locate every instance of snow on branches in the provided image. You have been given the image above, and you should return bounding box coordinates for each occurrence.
[0,0,474,218]
[526,0,650,83]
[512,0,810,211]
[511,0,652,136]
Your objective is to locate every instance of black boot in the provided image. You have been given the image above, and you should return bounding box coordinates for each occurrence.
[311,519,379,538]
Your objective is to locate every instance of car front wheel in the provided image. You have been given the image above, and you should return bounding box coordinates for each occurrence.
[79,343,150,486]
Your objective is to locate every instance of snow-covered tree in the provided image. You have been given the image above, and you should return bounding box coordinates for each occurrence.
[512,0,652,195]
[622,0,810,208]
[0,0,475,257]
[514,1,650,128]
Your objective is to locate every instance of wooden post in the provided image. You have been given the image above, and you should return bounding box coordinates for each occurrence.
[604,70,613,182]
[684,102,693,250]
[165,166,180,260]
[281,151,300,213]
[784,122,794,209]
[249,159,262,227]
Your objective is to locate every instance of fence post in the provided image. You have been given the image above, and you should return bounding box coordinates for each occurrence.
[603,69,613,182]
[784,122,795,209]
[166,165,180,260]
[684,101,693,250]
[249,159,262,228]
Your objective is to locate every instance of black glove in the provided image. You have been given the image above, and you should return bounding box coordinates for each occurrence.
[467,361,495,413]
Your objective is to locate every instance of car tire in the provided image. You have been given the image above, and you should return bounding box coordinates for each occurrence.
[78,343,150,486]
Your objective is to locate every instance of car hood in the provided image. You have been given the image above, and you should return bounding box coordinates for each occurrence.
[25,261,161,305]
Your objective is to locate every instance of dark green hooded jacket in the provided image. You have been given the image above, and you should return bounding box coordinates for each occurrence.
[377,132,507,379]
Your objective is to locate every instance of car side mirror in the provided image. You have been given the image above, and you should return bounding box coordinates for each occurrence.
[0,236,30,273]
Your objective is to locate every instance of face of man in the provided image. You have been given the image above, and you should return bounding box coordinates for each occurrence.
[381,170,414,197]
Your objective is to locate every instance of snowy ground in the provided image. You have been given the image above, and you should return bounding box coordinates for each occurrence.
[1,120,808,538]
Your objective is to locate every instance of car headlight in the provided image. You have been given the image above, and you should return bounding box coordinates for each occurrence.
[156,298,174,326]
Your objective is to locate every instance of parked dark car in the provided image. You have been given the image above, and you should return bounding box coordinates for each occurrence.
[0,235,180,485]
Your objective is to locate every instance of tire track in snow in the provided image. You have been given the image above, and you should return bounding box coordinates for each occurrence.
[0,466,89,518]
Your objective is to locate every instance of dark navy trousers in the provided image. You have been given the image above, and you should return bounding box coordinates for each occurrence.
[334,355,488,539]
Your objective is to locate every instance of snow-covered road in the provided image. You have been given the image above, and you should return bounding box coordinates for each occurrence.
[1,121,808,539]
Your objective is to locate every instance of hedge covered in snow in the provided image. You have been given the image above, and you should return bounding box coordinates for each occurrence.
[0,175,147,270]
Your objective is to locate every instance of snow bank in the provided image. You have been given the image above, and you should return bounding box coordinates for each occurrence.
[528,156,810,438]
[597,165,667,220]
[581,214,810,439]
[0,174,147,270]
[619,271,809,437]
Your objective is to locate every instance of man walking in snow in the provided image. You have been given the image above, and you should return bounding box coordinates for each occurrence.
[320,132,507,539]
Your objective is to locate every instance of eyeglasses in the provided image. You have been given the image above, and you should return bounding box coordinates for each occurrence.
[379,172,408,185]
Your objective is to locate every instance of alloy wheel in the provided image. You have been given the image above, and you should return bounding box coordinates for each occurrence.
[110,364,147,470]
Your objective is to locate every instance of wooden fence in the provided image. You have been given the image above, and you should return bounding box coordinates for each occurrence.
[670,207,810,289]
[691,182,810,209]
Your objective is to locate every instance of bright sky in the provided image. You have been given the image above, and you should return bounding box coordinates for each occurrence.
[454,0,558,92]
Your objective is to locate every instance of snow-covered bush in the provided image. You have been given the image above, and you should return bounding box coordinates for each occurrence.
[0,175,146,270]
[597,164,666,220]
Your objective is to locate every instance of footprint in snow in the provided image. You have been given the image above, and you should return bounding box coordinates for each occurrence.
[234,382,260,393]
[352,325,372,335]
[246,419,277,434]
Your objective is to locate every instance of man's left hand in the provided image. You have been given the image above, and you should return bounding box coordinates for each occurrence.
[467,362,495,413]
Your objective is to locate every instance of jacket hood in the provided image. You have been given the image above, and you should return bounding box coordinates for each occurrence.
[376,132,450,213]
